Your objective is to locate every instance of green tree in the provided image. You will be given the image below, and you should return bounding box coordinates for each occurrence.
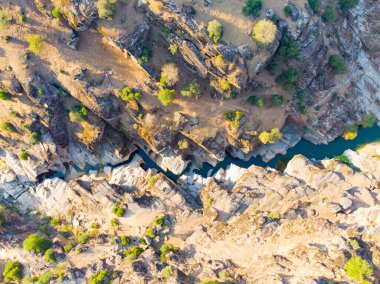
[248,95,265,108]
[77,233,90,244]
[340,0,359,10]
[158,89,176,106]
[259,128,283,144]
[271,95,285,106]
[19,151,29,161]
[97,0,118,20]
[120,87,141,102]
[44,248,56,263]
[159,243,179,263]
[51,7,61,18]
[90,270,111,284]
[112,204,125,217]
[344,256,373,282]
[23,234,52,253]
[322,7,338,23]
[30,131,41,145]
[69,105,88,122]
[242,0,262,17]
[181,80,201,98]
[0,90,11,100]
[120,235,131,246]
[26,35,44,54]
[38,271,54,284]
[253,20,277,46]
[329,54,347,74]
[124,246,144,263]
[308,0,321,13]
[207,20,223,43]
[3,261,23,282]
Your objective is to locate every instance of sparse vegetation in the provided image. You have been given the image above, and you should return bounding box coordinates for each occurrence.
[159,243,179,263]
[77,232,90,244]
[340,0,359,10]
[207,20,223,43]
[23,234,52,253]
[322,7,338,23]
[90,222,100,229]
[344,256,373,282]
[120,235,131,246]
[3,261,23,282]
[0,121,16,133]
[342,124,358,140]
[0,10,10,31]
[329,54,347,74]
[19,151,30,161]
[26,35,44,54]
[308,0,321,13]
[160,63,179,87]
[181,80,201,98]
[69,105,88,122]
[120,87,141,102]
[223,111,244,129]
[110,218,120,228]
[259,128,283,144]
[97,0,118,20]
[90,270,111,284]
[361,113,377,128]
[242,0,262,18]
[158,88,176,106]
[252,20,277,46]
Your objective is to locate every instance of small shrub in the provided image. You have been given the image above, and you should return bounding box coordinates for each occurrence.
[139,238,147,245]
[322,7,338,23]
[120,235,131,246]
[168,43,178,55]
[215,55,225,66]
[0,10,10,31]
[38,271,54,284]
[112,204,125,217]
[271,95,285,107]
[276,68,298,93]
[242,0,262,17]
[220,80,231,91]
[30,131,41,145]
[181,80,201,98]
[162,266,172,279]
[252,20,277,46]
[124,246,144,263]
[110,218,120,228]
[90,222,100,229]
[248,95,265,108]
[361,113,377,128]
[207,20,223,43]
[51,7,61,18]
[348,238,361,250]
[0,90,11,100]
[44,248,56,263]
[160,63,179,87]
[64,241,74,253]
[26,35,44,54]
[120,87,141,102]
[19,14,26,23]
[50,217,62,227]
[77,233,90,244]
[223,110,244,129]
[90,270,111,284]
[267,62,280,75]
[138,47,152,64]
[97,0,118,20]
[23,234,52,253]
[340,0,359,10]
[19,151,30,161]
[259,128,283,144]
[342,124,358,140]
[276,33,300,60]
[154,215,165,226]
[69,105,88,122]
[159,243,179,263]
[158,88,176,106]
[3,35,11,42]
[284,5,292,16]
[344,256,373,282]
[308,0,321,13]
[0,121,16,133]
[76,247,84,254]
[329,54,347,74]
[3,261,23,282]
[178,139,189,150]
[145,227,155,238]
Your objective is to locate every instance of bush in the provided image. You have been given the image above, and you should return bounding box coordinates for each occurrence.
[19,14,26,23]
[159,243,179,263]
[97,0,118,20]
[329,54,347,74]
[44,248,56,263]
[38,271,54,284]
[308,0,321,13]
[124,246,144,263]
[344,256,373,282]
[271,95,285,107]
[112,204,125,217]
[3,261,23,282]
[90,270,110,284]
[259,128,283,144]
[168,43,178,55]
[120,235,131,246]
[26,35,44,54]
[348,238,361,250]
[181,80,201,98]
[242,0,262,17]
[23,234,52,253]
[322,7,338,23]
[19,151,30,161]
[276,68,298,93]
[154,215,165,226]
[162,266,172,279]
[120,87,141,102]
[158,88,176,106]
[297,91,309,114]
[361,113,376,128]
[340,0,359,10]
[64,241,74,253]
[252,20,277,46]
[51,7,61,18]
[90,222,100,229]
[207,20,223,43]
[145,227,155,238]
[342,124,358,140]
[276,33,300,60]
[284,5,292,16]
[69,105,88,122]
[0,10,10,31]
[0,90,11,100]
[29,131,41,145]
[110,218,120,228]
[223,111,244,129]
[0,121,16,133]
[178,139,189,150]
[77,233,90,244]
[160,63,179,87]
[248,95,265,108]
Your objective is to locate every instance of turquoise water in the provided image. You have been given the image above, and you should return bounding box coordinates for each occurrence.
[52,125,379,181]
